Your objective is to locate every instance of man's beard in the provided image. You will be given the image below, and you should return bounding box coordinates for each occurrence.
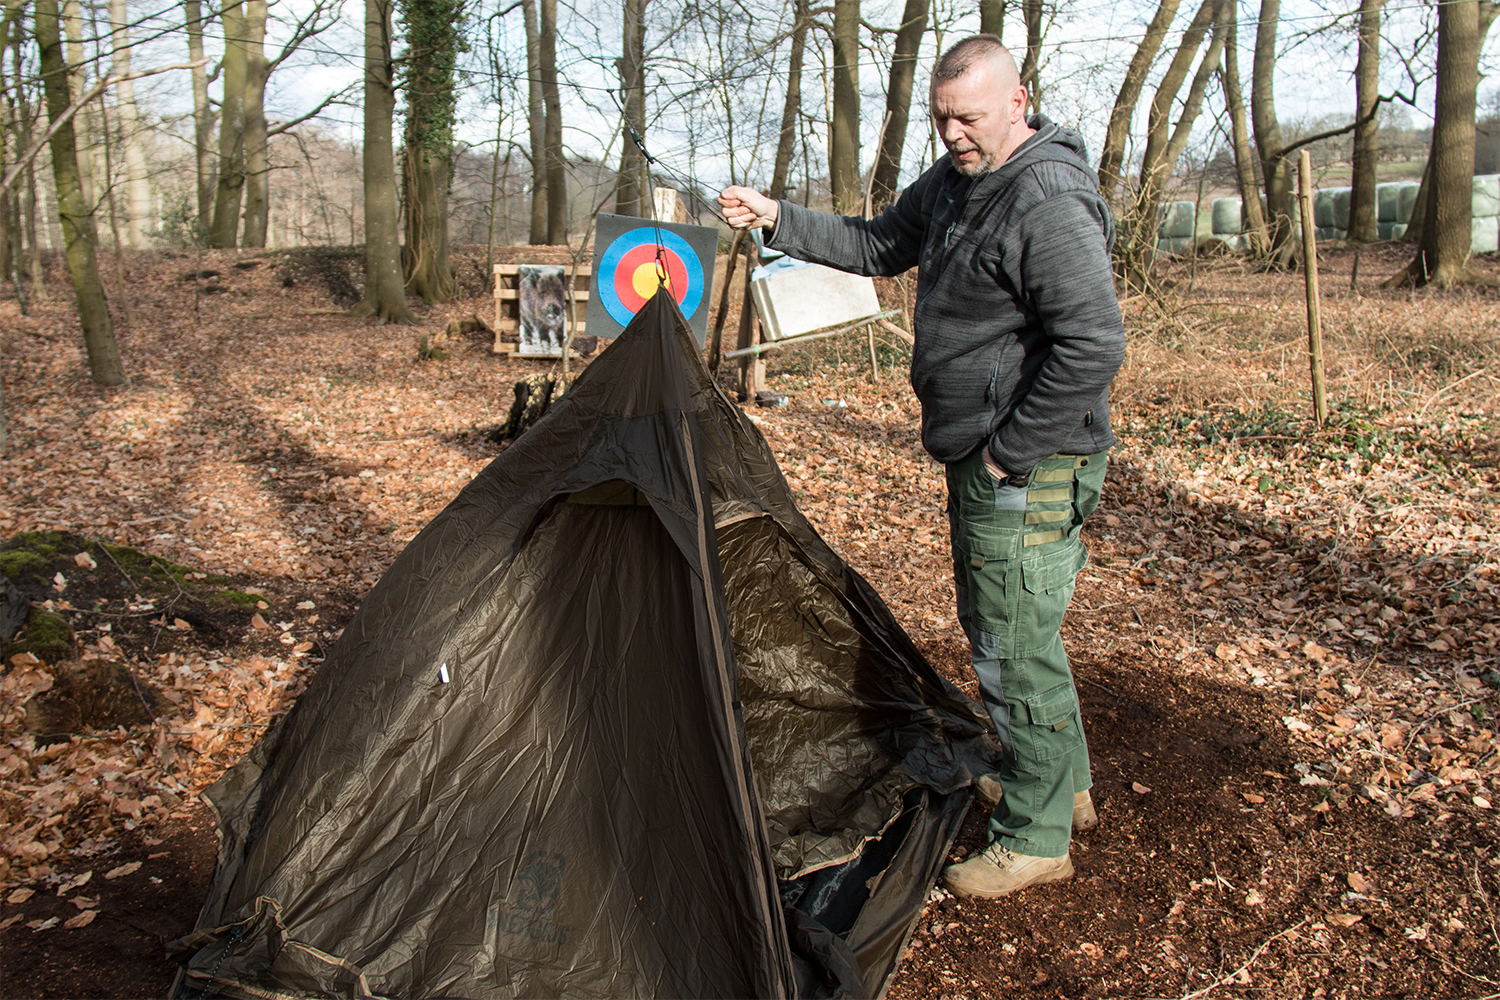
[948,146,996,176]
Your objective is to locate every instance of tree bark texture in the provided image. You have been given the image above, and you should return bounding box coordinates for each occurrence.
[1387,0,1498,286]
[210,0,248,248]
[539,0,567,243]
[240,0,270,247]
[1119,0,1221,282]
[1221,5,1268,254]
[1162,9,1228,174]
[35,0,123,384]
[1020,0,1043,111]
[185,0,215,237]
[614,0,648,216]
[1251,0,1295,253]
[1097,0,1181,202]
[979,0,1005,38]
[830,0,861,213]
[870,0,927,209]
[769,0,808,199]
[521,0,547,243]
[400,0,463,301]
[108,0,150,247]
[1347,0,1383,241]
[355,0,413,322]
[61,0,96,212]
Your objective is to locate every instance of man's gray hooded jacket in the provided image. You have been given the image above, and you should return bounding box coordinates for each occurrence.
[767,115,1126,476]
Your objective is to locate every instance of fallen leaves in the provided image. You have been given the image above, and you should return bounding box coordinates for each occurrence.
[104,862,141,880]
[1132,782,1153,794]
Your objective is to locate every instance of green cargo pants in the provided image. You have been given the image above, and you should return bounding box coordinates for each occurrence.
[945,448,1108,859]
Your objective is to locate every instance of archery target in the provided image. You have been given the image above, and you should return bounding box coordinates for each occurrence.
[590,214,719,344]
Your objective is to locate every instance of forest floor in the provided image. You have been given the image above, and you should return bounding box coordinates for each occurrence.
[0,242,1498,999]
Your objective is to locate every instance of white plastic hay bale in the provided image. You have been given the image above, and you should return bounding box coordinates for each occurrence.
[1313,189,1338,229]
[1156,236,1195,255]
[1331,188,1352,230]
[1397,182,1420,224]
[1157,201,1196,239]
[1314,226,1343,242]
[1392,223,1407,240]
[1211,198,1243,236]
[1472,174,1500,219]
[1472,214,1500,254]
[1376,183,1403,223]
[1378,220,1400,241]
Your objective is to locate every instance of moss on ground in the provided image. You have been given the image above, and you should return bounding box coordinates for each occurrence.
[11,606,74,661]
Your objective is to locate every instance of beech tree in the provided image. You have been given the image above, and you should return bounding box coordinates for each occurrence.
[353,0,414,323]
[869,0,929,210]
[35,0,123,383]
[768,0,809,199]
[613,0,648,216]
[1098,0,1182,203]
[1347,0,1384,242]
[184,0,215,236]
[1384,0,1499,287]
[521,0,547,242]
[401,0,465,301]
[829,0,860,213]
[1220,3,1269,254]
[539,0,566,242]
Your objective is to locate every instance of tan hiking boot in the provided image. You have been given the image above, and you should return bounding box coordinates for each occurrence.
[942,844,1073,899]
[1074,789,1098,832]
[975,774,1004,806]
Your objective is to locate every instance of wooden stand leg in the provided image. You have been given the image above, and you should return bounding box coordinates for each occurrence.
[866,323,880,381]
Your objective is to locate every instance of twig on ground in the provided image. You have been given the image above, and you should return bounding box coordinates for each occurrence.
[1173,917,1308,1000]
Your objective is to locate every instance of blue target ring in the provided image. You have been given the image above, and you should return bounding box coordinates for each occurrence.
[597,227,706,328]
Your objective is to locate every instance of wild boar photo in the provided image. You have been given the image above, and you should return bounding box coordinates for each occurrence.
[518,265,568,356]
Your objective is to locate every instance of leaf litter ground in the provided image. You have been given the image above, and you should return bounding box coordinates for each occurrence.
[0,244,1497,998]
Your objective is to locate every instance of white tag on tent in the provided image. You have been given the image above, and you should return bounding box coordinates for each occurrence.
[438,663,451,684]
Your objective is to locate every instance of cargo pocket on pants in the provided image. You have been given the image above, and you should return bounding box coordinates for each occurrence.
[1016,541,1086,654]
[1015,682,1085,763]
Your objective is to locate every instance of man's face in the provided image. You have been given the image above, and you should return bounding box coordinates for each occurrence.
[931,59,1027,177]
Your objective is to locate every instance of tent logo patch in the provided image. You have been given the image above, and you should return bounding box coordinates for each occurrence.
[495,851,572,946]
[516,850,564,916]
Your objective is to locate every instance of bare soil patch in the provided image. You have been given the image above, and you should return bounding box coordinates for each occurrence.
[1,244,1497,998]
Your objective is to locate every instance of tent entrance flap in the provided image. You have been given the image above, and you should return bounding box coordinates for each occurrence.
[171,290,1001,1000]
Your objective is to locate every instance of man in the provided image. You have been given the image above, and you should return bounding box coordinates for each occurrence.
[718,35,1125,899]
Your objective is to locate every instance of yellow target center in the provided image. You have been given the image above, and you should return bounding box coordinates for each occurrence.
[631,260,672,299]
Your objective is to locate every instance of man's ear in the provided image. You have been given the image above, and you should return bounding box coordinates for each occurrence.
[1011,86,1028,121]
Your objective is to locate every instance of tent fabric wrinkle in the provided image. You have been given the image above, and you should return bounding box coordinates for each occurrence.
[171,291,1001,1000]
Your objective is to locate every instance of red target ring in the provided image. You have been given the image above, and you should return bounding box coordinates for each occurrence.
[612,243,691,316]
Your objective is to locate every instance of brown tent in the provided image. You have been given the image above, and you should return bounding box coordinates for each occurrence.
[170,290,1000,999]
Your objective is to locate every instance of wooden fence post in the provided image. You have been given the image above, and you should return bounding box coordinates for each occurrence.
[1297,149,1329,425]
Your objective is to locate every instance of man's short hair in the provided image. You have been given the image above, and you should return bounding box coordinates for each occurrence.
[933,34,1011,84]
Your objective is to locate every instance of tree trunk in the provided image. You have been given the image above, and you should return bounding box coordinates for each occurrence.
[1162,8,1228,174]
[614,0,648,216]
[1221,4,1268,254]
[1385,0,1499,286]
[1097,0,1181,202]
[870,0,927,209]
[1347,0,1383,242]
[185,0,215,237]
[61,0,95,212]
[240,0,270,247]
[1120,0,1221,283]
[353,0,414,323]
[830,0,861,213]
[539,0,567,243]
[522,0,546,243]
[979,0,1005,38]
[210,0,247,248]
[400,0,462,301]
[108,0,150,247]
[1020,0,1043,111]
[36,0,124,384]
[769,0,808,199]
[1251,0,1295,253]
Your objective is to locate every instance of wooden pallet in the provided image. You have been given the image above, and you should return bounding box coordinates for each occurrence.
[492,263,593,353]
